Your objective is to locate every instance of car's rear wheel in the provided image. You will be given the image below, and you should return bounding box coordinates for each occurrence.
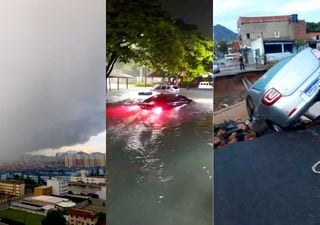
[266,121,284,132]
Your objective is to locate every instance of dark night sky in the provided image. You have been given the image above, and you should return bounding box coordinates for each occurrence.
[160,0,213,38]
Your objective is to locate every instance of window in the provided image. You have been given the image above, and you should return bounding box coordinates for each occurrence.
[274,31,280,38]
[264,44,282,54]
[246,33,250,39]
[283,43,293,53]
[317,35,319,40]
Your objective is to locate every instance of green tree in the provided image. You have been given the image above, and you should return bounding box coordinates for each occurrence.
[106,0,176,78]
[216,41,228,54]
[106,0,213,81]
[41,211,66,225]
[306,22,320,32]
[179,32,213,83]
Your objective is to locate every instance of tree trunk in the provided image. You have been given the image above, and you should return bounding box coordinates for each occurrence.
[106,52,119,79]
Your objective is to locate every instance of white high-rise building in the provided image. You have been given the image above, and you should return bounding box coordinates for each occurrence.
[46,178,68,196]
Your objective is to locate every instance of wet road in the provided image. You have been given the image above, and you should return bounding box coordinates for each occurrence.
[107,88,213,225]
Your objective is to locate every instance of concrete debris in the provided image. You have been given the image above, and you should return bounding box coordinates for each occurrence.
[213,118,320,149]
[214,119,256,149]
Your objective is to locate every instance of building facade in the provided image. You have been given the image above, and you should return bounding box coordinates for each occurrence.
[34,186,52,196]
[237,14,307,63]
[70,173,105,185]
[46,178,68,196]
[65,152,106,168]
[0,181,25,197]
[67,209,98,225]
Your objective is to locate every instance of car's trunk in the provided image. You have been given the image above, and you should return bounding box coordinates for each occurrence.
[266,48,320,96]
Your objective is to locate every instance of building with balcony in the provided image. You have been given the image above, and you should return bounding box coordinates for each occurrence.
[0,181,25,197]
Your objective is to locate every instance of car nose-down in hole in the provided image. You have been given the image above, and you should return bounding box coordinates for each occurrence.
[246,47,320,135]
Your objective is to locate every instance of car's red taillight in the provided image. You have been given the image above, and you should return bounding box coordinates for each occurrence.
[261,88,282,106]
[152,107,163,115]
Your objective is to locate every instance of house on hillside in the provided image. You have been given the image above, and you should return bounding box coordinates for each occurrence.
[237,14,308,63]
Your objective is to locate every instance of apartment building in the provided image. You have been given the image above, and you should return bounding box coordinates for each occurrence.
[67,209,98,225]
[46,178,68,196]
[89,152,106,167]
[0,181,25,197]
[65,152,106,168]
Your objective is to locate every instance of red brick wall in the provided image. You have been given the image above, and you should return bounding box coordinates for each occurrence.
[293,21,307,41]
[306,32,320,40]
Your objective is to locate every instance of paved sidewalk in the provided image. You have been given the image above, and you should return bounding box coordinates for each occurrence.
[215,60,266,77]
[214,101,248,124]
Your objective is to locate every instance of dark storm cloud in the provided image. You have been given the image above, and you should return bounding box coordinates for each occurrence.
[160,0,213,37]
[0,0,105,161]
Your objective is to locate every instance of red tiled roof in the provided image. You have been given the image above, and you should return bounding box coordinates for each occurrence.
[67,209,97,219]
[239,15,290,24]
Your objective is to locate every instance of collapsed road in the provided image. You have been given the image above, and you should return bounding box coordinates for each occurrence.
[214,122,320,225]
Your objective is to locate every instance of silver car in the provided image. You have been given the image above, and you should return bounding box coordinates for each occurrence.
[151,84,179,93]
[246,47,320,135]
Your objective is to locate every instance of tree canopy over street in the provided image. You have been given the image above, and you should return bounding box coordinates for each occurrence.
[106,0,213,81]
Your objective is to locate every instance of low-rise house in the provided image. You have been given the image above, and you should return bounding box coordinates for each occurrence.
[237,14,307,63]
[67,209,98,225]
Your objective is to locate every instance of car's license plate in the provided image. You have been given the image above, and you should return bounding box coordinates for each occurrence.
[305,77,320,96]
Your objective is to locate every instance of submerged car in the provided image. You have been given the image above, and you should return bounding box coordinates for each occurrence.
[140,93,192,111]
[246,47,320,134]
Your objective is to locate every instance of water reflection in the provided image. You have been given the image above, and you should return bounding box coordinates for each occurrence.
[107,90,212,225]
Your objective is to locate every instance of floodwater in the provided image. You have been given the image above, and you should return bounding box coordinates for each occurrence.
[106,88,213,225]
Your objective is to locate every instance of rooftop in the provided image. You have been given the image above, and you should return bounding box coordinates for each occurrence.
[31,195,70,204]
[67,208,97,219]
[239,15,291,24]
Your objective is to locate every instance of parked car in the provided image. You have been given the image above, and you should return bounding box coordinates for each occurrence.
[246,47,320,135]
[214,62,220,73]
[151,84,179,93]
[140,93,192,111]
[198,81,213,89]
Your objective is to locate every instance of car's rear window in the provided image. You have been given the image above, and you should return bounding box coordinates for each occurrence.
[252,56,293,91]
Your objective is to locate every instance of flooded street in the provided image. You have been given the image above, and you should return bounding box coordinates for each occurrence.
[107,88,213,225]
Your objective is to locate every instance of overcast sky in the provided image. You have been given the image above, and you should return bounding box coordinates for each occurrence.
[160,0,212,37]
[214,0,320,33]
[0,0,105,161]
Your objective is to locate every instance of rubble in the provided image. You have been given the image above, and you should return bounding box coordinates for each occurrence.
[213,118,320,149]
[214,119,256,149]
